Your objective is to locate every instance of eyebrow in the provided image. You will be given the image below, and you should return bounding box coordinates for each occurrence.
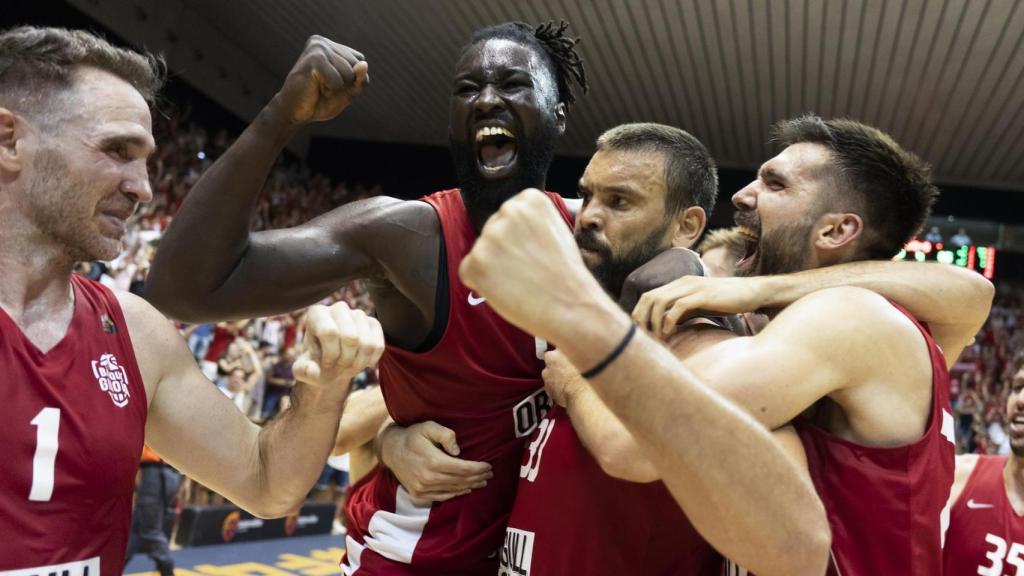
[100,134,157,157]
[592,182,643,198]
[454,65,531,82]
[759,166,786,182]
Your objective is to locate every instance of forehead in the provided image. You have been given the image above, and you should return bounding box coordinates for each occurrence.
[760,142,832,184]
[582,148,667,194]
[456,38,549,78]
[64,66,154,140]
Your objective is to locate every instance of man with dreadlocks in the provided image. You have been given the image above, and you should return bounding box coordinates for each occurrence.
[147,22,588,575]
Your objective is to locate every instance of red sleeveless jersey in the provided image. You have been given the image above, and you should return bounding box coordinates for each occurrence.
[944,455,1024,575]
[793,302,956,575]
[345,189,574,575]
[0,274,147,576]
[503,405,721,576]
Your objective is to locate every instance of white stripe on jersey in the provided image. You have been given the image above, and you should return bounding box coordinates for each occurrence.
[364,485,432,563]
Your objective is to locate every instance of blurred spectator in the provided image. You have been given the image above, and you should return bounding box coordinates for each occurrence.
[263,346,297,419]
[124,446,181,576]
[952,227,972,247]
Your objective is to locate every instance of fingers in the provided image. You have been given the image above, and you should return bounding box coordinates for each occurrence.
[367,317,385,366]
[334,304,361,368]
[652,294,670,338]
[292,351,320,383]
[662,300,692,338]
[422,421,461,456]
[303,305,341,367]
[632,293,654,333]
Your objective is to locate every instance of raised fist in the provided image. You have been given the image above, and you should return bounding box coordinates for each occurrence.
[274,35,369,126]
[293,302,384,388]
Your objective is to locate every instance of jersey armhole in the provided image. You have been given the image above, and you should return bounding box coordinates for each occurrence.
[411,232,448,353]
[952,455,986,509]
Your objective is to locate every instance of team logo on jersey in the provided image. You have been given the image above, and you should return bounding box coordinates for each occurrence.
[498,528,534,576]
[91,353,131,408]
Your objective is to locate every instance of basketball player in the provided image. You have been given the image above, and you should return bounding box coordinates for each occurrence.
[944,360,1024,574]
[0,26,384,575]
[461,116,994,575]
[145,23,590,575]
[499,123,828,575]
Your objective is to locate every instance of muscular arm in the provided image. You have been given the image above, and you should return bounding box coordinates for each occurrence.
[747,261,992,368]
[638,261,993,368]
[122,292,381,518]
[144,36,424,323]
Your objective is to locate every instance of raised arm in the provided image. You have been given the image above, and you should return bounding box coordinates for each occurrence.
[459,190,830,576]
[145,36,391,322]
[124,293,384,518]
[634,260,994,367]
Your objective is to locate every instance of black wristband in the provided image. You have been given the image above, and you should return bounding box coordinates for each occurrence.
[580,323,637,379]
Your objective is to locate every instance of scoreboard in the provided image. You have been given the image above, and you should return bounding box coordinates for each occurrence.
[895,240,996,279]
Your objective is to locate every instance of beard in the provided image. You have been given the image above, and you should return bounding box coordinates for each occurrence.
[26,148,127,263]
[449,119,559,219]
[735,210,815,277]
[576,219,672,302]
[1012,438,1024,458]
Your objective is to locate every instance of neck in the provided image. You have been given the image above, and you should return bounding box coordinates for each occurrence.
[1005,455,1024,496]
[461,177,546,235]
[0,211,77,326]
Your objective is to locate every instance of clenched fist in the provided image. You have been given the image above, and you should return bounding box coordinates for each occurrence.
[273,35,369,126]
[459,189,603,344]
[293,302,384,388]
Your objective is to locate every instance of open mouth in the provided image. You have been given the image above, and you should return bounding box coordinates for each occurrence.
[1010,416,1024,435]
[735,225,760,271]
[475,125,518,179]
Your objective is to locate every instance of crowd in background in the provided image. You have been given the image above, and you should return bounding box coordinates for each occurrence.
[951,283,1024,455]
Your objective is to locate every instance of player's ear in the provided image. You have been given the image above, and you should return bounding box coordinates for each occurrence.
[554,102,567,136]
[672,206,706,249]
[814,212,863,252]
[0,108,24,177]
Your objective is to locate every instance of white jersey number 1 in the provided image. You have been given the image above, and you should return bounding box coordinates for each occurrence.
[29,407,60,502]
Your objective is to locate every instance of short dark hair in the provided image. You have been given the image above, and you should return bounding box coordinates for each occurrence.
[0,26,165,121]
[466,20,588,109]
[772,115,938,260]
[596,122,718,217]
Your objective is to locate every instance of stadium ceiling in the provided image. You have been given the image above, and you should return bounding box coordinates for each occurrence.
[71,0,1024,191]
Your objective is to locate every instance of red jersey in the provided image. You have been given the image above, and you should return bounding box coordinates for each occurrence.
[0,275,147,576]
[944,455,1024,575]
[344,189,574,575]
[503,405,721,576]
[793,302,956,575]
